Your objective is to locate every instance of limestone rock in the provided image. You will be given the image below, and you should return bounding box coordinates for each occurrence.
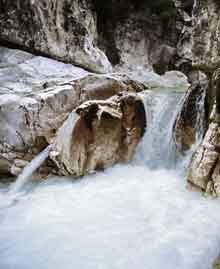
[0,0,194,77]
[50,93,146,176]
[0,0,112,73]
[187,123,220,190]
[113,8,181,74]
[0,47,145,177]
[192,0,220,72]
[122,69,190,90]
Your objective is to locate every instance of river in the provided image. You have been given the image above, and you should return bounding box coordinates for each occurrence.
[0,89,220,269]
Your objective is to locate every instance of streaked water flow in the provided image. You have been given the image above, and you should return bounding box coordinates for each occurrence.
[134,90,182,169]
[9,146,50,195]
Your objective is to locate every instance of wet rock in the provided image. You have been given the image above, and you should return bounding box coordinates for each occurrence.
[185,67,220,196]
[173,73,208,153]
[50,93,146,176]
[187,123,220,190]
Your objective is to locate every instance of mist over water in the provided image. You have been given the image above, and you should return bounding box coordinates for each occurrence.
[1,89,220,269]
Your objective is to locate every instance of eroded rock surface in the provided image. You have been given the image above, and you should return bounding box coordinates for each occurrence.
[186,69,220,196]
[0,0,195,78]
[0,47,149,177]
[173,72,207,153]
[0,0,112,73]
[50,93,146,176]
[187,122,220,191]
[192,0,220,72]
[0,45,189,178]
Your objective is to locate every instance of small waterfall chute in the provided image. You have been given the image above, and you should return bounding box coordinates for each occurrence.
[9,146,51,195]
[134,89,184,169]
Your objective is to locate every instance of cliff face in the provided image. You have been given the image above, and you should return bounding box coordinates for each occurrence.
[0,0,112,73]
[175,0,220,196]
[0,0,193,76]
[192,0,220,73]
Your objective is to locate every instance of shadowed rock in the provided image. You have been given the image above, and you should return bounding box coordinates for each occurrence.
[173,74,207,153]
[50,93,146,176]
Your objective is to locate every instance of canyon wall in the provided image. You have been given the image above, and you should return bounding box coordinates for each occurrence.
[0,0,193,76]
[173,0,220,196]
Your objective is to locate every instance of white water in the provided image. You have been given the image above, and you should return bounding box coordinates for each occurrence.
[9,146,50,195]
[1,89,220,269]
[133,91,181,169]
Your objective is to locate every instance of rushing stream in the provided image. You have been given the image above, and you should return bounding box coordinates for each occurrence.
[1,89,220,269]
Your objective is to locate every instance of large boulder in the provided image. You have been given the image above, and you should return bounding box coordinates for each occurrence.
[50,93,146,176]
[0,47,146,177]
[0,0,112,73]
[0,46,191,178]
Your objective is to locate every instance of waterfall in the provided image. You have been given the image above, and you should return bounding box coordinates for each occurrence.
[9,146,50,195]
[2,89,220,269]
[134,90,184,169]
[195,85,206,143]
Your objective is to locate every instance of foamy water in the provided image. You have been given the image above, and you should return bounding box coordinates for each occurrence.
[1,166,220,269]
[0,89,219,269]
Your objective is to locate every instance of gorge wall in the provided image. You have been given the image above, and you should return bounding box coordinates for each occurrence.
[173,0,220,197]
[0,0,194,76]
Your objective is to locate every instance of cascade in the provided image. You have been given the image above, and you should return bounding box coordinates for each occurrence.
[134,89,183,169]
[9,146,51,195]
[1,89,220,269]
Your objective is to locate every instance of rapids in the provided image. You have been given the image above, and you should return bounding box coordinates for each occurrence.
[0,89,220,269]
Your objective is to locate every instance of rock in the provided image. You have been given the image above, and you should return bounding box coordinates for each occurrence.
[0,47,146,177]
[50,93,146,176]
[0,46,190,178]
[0,0,194,77]
[113,8,182,74]
[192,0,220,72]
[0,0,112,73]
[0,46,88,95]
[185,0,220,195]
[161,71,190,88]
[173,74,208,153]
[122,69,190,90]
[187,123,220,190]
[152,45,177,75]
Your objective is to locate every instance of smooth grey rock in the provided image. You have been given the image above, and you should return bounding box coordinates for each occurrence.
[0,47,146,176]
